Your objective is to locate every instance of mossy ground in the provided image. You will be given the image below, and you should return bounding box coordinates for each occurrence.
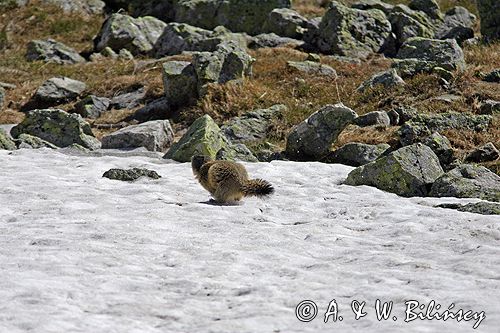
[0,0,498,173]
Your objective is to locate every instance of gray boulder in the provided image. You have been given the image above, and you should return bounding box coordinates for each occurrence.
[479,100,500,115]
[351,0,394,15]
[248,33,302,49]
[73,95,110,119]
[357,69,405,93]
[421,132,454,167]
[392,106,418,124]
[286,61,337,77]
[325,142,390,166]
[354,111,391,127]
[313,2,392,58]
[128,97,171,122]
[435,6,476,41]
[285,103,358,161]
[263,8,311,39]
[465,142,499,163]
[477,0,500,41]
[436,202,500,216]
[109,86,146,109]
[399,112,492,146]
[430,164,500,202]
[15,134,58,149]
[94,13,167,55]
[345,143,444,197]
[26,39,85,64]
[162,61,198,108]
[24,77,86,110]
[0,128,16,150]
[101,120,174,152]
[103,168,161,181]
[409,0,442,20]
[216,143,258,162]
[0,86,4,110]
[222,104,285,143]
[10,109,101,150]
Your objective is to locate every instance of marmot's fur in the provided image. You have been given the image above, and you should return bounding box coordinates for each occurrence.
[191,155,274,203]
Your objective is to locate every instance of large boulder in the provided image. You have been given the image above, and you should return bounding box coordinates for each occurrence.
[101,120,174,152]
[409,0,442,20]
[421,132,454,168]
[464,142,499,163]
[388,11,434,47]
[24,77,86,110]
[25,39,85,64]
[436,202,500,216]
[10,109,101,150]
[0,128,16,150]
[174,0,292,36]
[221,104,285,143]
[285,103,358,161]
[435,6,476,41]
[263,8,312,39]
[162,61,198,108]
[396,37,466,72]
[345,143,444,197]
[109,86,146,110]
[94,13,167,55]
[15,134,58,149]
[477,0,500,41]
[353,111,391,127]
[430,164,500,202]
[325,142,390,166]
[357,69,405,93]
[312,1,392,58]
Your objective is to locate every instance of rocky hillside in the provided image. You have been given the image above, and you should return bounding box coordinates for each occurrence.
[0,0,498,204]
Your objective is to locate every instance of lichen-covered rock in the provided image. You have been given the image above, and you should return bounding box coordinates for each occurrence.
[222,104,285,143]
[477,0,500,41]
[101,120,174,152]
[345,143,444,197]
[263,8,311,39]
[421,132,454,167]
[162,61,198,108]
[479,100,500,115]
[163,114,230,162]
[248,33,302,49]
[464,142,499,163]
[0,128,16,150]
[353,111,391,127]
[15,134,58,149]
[10,109,101,150]
[109,86,146,110]
[482,68,500,83]
[435,6,476,41]
[388,11,434,48]
[399,112,492,145]
[0,86,4,110]
[128,97,171,122]
[430,164,500,202]
[357,69,405,93]
[73,95,110,119]
[174,0,292,36]
[409,0,442,20]
[216,143,258,162]
[396,37,466,72]
[94,13,167,55]
[25,77,86,110]
[392,58,438,78]
[313,2,392,58]
[325,142,390,166]
[286,61,337,77]
[285,103,358,161]
[436,202,500,215]
[103,168,161,181]
[351,0,394,15]
[392,106,418,125]
[25,39,85,64]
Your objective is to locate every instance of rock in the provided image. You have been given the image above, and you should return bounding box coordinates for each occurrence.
[162,61,198,108]
[392,106,418,124]
[483,69,500,83]
[477,0,500,41]
[109,86,146,109]
[15,134,58,149]
[409,0,442,20]
[345,143,444,197]
[248,33,302,49]
[100,46,118,58]
[10,109,101,150]
[357,69,405,93]
[127,97,171,122]
[435,7,476,41]
[285,103,358,161]
[353,111,391,127]
[479,100,500,115]
[25,39,85,65]
[439,26,474,45]
[101,120,174,152]
[396,37,466,72]
[73,95,110,119]
[94,13,167,55]
[313,2,392,58]
[391,4,435,31]
[392,58,438,78]
[430,164,500,202]
[163,114,230,162]
[174,0,292,36]
[388,11,433,47]
[118,48,134,60]
[39,0,105,15]
[306,53,321,62]
[216,143,258,162]
[24,77,86,110]
[0,128,16,150]
[351,0,394,15]
[464,142,499,163]
[263,8,311,39]
[399,112,492,146]
[421,132,454,167]
[103,168,161,181]
[325,142,390,166]
[108,0,176,22]
[0,82,16,90]
[387,110,400,126]
[222,104,285,143]
[286,61,337,77]
[436,202,500,215]
[432,94,462,103]
[0,86,4,109]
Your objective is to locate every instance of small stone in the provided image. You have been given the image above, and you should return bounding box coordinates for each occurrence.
[103,168,161,181]
[354,111,391,127]
[464,142,499,163]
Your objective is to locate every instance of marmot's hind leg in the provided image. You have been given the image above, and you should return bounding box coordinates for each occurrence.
[213,179,244,203]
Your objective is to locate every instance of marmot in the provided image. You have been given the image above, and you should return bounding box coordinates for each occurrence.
[191,155,274,203]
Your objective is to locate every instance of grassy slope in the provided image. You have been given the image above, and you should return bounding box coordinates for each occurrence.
[0,0,498,172]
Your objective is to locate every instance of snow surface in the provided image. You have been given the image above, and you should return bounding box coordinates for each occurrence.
[0,149,499,333]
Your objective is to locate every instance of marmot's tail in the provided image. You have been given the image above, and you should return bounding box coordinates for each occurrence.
[242,179,274,197]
